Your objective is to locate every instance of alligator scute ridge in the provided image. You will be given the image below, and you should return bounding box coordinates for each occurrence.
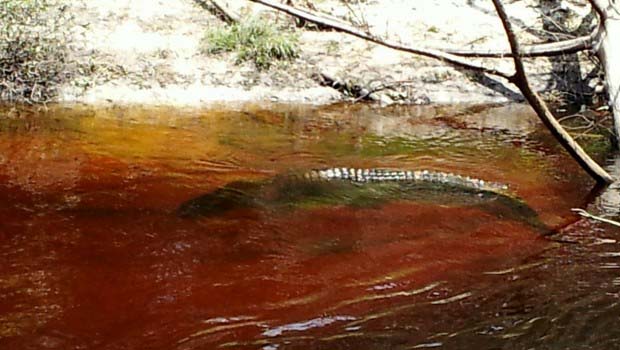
[294,167,509,193]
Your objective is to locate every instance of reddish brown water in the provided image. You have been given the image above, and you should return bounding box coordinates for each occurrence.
[1,103,618,349]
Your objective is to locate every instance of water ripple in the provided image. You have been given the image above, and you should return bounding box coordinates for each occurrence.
[262,315,357,337]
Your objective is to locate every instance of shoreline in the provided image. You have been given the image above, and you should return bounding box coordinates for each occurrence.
[6,0,596,108]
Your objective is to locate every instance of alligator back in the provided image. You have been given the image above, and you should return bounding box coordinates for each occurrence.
[177,167,549,232]
[292,168,509,194]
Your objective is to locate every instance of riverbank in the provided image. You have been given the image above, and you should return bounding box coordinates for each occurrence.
[53,0,594,106]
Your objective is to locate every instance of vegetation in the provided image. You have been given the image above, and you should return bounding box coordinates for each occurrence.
[0,0,74,104]
[201,17,299,70]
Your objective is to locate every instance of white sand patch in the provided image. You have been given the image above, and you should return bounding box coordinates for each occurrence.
[61,0,576,106]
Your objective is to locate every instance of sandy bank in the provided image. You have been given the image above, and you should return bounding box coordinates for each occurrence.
[58,0,592,107]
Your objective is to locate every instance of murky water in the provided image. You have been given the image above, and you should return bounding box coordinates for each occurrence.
[0,103,618,349]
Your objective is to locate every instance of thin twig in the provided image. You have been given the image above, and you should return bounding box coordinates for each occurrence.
[339,0,369,32]
[352,79,416,102]
[557,113,596,130]
[572,208,620,227]
[195,0,239,24]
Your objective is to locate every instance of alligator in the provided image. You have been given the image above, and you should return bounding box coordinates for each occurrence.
[296,168,508,192]
[178,167,546,231]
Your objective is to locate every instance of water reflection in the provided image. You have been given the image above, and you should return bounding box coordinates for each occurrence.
[0,103,611,349]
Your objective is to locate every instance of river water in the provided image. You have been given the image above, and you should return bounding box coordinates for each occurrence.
[0,103,618,349]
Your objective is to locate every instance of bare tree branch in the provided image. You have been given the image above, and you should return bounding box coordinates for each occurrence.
[443,31,597,57]
[588,0,610,21]
[195,0,239,24]
[491,0,613,184]
[248,0,514,79]
[210,0,239,23]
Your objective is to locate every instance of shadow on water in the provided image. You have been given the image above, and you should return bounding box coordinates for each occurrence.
[0,103,614,350]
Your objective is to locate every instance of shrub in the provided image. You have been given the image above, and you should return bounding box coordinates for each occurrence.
[202,18,299,70]
[0,0,74,104]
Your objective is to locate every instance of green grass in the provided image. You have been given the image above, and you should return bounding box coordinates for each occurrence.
[202,18,299,70]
